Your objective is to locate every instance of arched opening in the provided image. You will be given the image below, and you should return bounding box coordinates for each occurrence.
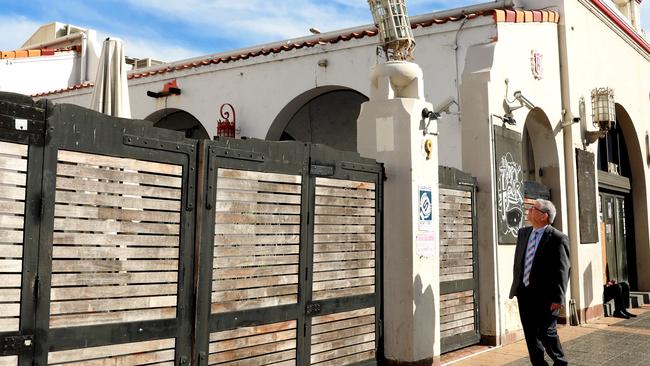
[596,104,648,290]
[266,86,368,152]
[145,108,210,139]
[521,108,563,231]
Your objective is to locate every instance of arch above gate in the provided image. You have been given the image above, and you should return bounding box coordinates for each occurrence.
[145,108,210,139]
[266,86,368,152]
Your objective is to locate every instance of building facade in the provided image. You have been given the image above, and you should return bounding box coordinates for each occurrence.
[5,0,649,360]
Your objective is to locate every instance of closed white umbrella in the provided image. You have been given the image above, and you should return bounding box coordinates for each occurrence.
[90,37,131,118]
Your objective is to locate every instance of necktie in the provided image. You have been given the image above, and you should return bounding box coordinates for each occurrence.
[522,231,539,287]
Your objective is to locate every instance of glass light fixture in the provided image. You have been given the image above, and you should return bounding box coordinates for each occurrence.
[585,87,616,145]
[591,87,616,130]
[367,0,415,61]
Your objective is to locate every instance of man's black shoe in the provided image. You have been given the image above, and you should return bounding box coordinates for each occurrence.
[613,310,630,319]
[622,310,637,318]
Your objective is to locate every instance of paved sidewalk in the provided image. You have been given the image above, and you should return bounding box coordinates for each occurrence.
[445,305,650,365]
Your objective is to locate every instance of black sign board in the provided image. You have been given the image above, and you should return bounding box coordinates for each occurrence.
[493,125,523,244]
[576,148,598,243]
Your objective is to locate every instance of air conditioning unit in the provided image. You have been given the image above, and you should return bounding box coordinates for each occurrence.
[135,58,164,69]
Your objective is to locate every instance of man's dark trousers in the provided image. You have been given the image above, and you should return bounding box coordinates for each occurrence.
[517,285,567,366]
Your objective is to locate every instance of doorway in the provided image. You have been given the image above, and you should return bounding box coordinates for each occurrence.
[599,192,633,284]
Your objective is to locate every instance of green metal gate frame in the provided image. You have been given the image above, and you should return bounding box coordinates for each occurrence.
[0,92,384,365]
[438,166,480,353]
[193,139,384,365]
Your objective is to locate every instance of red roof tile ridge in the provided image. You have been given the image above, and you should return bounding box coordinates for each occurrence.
[31,81,94,97]
[0,46,80,60]
[126,8,505,80]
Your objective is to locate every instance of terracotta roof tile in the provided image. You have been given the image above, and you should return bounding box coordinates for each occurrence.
[32,82,94,97]
[0,47,76,59]
[34,8,563,95]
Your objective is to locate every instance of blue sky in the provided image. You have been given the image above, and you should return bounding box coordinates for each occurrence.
[0,0,648,62]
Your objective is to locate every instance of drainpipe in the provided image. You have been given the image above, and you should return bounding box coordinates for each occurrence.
[80,32,88,82]
[556,11,582,322]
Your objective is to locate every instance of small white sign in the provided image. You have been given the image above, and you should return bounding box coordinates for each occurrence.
[417,232,437,257]
[376,116,394,152]
[418,185,434,231]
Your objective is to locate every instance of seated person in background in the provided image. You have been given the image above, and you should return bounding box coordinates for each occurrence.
[603,266,636,319]
[601,228,636,319]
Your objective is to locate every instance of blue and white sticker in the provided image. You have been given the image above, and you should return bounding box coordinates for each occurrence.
[419,185,433,231]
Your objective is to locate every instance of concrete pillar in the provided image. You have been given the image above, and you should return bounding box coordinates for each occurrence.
[357,61,440,364]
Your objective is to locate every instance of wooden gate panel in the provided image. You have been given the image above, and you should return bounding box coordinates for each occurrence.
[0,357,17,366]
[0,141,27,334]
[47,338,176,365]
[212,168,302,313]
[48,150,182,328]
[439,167,479,353]
[312,177,376,301]
[439,188,473,282]
[310,307,376,366]
[208,320,297,365]
[440,290,475,338]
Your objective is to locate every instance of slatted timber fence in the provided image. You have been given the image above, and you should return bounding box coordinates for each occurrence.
[0,141,28,366]
[194,141,383,366]
[0,95,383,365]
[438,166,480,353]
[50,150,183,328]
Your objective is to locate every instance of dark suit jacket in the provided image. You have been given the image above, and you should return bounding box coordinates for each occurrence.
[509,225,571,304]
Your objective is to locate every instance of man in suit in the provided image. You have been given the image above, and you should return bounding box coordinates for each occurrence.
[509,199,570,366]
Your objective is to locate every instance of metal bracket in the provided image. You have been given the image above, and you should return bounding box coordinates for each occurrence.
[0,114,46,146]
[123,134,197,211]
[205,148,217,210]
[310,164,334,177]
[212,146,264,162]
[341,161,381,173]
[1,334,33,356]
[306,302,322,315]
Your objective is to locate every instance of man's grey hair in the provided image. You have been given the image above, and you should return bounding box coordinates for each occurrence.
[536,199,556,224]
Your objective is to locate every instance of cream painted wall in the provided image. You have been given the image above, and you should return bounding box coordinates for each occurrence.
[561,0,650,301]
[46,16,496,171]
[0,53,80,95]
[489,21,565,339]
[460,21,564,341]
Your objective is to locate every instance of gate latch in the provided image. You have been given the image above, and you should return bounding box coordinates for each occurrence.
[1,334,33,355]
[306,302,322,315]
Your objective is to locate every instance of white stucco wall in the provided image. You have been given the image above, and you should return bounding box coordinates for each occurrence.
[44,15,497,171]
[491,21,565,339]
[560,0,650,311]
[0,53,79,95]
[461,20,564,341]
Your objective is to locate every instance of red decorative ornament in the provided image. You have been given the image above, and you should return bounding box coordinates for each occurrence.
[216,103,236,138]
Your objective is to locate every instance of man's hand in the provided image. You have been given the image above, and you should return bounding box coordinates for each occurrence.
[550,303,562,311]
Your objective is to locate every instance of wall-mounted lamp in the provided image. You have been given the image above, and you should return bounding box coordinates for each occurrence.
[367,0,415,61]
[421,97,457,135]
[585,87,615,145]
[500,90,537,125]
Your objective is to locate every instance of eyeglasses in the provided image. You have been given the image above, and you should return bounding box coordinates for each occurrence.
[529,206,546,215]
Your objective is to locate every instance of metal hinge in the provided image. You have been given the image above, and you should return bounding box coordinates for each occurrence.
[1,335,33,356]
